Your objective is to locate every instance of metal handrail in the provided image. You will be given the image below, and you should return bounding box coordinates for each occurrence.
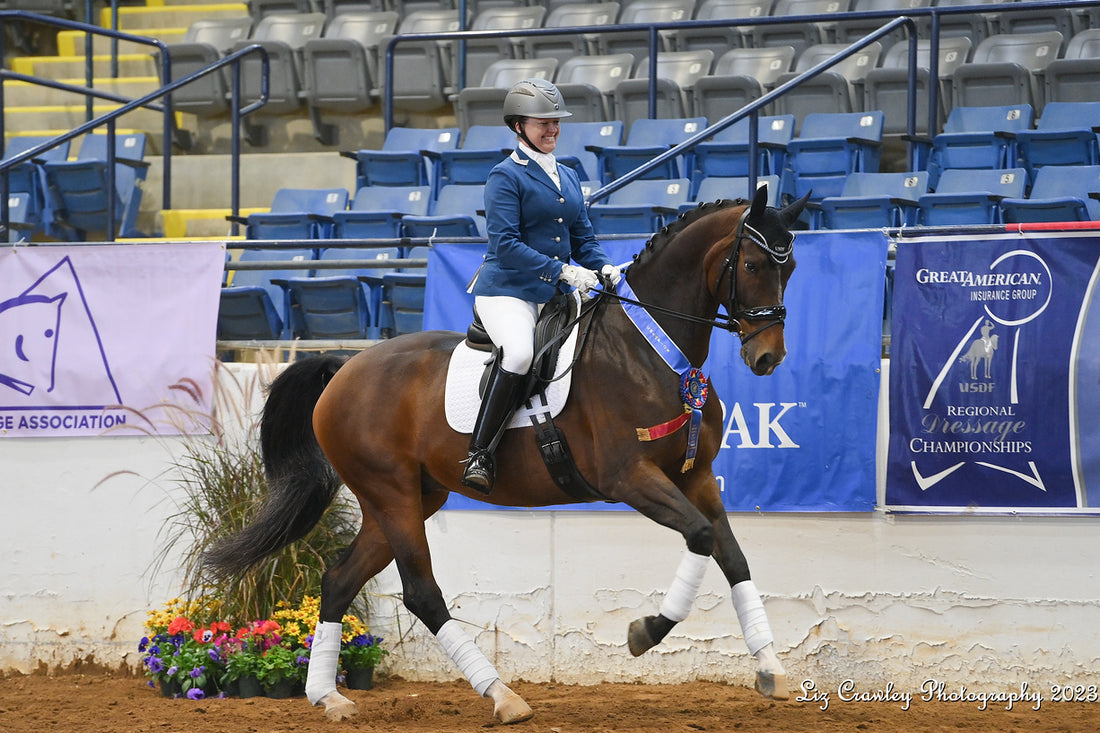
[0,11,271,240]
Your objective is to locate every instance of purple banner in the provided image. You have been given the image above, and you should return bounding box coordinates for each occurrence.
[0,242,225,437]
[886,232,1100,512]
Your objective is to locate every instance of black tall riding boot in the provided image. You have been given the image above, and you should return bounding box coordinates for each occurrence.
[461,363,526,494]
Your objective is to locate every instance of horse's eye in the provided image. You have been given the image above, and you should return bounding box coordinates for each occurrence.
[745,261,759,273]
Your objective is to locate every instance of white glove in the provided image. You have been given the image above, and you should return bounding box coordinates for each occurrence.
[559,264,600,293]
[601,263,622,285]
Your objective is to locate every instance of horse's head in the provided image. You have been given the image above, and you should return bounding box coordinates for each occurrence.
[719,184,808,376]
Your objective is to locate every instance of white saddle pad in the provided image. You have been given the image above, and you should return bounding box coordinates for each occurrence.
[444,324,579,435]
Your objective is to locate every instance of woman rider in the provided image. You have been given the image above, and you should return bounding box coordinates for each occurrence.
[462,78,622,494]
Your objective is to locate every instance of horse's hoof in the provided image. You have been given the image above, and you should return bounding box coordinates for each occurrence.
[754,670,790,701]
[493,689,534,725]
[627,618,656,657]
[319,691,359,721]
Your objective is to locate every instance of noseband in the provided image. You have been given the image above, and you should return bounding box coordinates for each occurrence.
[716,206,793,344]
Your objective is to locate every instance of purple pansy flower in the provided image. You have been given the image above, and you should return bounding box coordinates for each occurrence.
[186,687,205,700]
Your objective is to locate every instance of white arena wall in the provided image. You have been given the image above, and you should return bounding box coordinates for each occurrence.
[2,361,1098,696]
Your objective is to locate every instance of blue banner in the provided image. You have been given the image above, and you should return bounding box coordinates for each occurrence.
[886,232,1100,512]
[425,231,887,512]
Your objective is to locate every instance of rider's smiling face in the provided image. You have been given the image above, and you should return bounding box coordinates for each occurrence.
[520,118,560,154]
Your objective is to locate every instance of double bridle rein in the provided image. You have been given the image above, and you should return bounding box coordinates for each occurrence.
[604,205,794,345]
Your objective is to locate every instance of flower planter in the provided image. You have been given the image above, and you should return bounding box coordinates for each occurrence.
[237,675,264,699]
[345,667,374,690]
[264,678,298,699]
[159,679,182,698]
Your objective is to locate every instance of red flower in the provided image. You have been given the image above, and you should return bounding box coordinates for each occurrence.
[166,616,194,636]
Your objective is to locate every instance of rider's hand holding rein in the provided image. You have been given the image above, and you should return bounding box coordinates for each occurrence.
[560,264,600,292]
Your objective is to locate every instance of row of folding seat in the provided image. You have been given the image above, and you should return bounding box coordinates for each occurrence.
[811,164,1100,230]
[163,2,1100,153]
[460,28,1099,138]
[219,243,429,341]
[3,132,149,242]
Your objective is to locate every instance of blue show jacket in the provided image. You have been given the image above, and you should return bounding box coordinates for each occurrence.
[472,147,612,303]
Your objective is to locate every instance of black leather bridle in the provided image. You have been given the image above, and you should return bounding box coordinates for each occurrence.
[603,206,795,344]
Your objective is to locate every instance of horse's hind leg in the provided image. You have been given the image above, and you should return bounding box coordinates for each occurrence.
[372,489,533,725]
[305,509,397,721]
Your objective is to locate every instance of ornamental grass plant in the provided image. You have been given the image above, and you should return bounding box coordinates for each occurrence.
[145,358,372,623]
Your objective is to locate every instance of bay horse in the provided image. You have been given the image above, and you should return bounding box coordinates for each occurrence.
[205,184,808,724]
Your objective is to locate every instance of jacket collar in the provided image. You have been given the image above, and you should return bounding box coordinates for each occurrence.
[510,145,562,195]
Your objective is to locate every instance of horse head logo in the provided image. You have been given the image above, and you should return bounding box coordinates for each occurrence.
[0,292,65,396]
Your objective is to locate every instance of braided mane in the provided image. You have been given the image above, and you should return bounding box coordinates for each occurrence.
[628,198,749,271]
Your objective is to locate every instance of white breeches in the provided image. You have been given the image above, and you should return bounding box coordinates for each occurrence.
[474,295,539,374]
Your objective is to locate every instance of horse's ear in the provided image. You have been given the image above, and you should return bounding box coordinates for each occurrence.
[781,190,812,228]
[748,182,769,220]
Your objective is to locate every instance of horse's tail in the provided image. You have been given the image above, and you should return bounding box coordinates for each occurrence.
[203,354,348,579]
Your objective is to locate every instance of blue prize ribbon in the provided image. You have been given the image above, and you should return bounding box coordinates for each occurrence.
[619,279,709,471]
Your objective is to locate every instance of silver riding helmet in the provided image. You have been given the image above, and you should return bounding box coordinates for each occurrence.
[502,79,573,123]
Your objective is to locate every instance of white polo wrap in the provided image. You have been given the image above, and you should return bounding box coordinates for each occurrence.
[731,579,774,656]
[305,620,342,705]
[659,550,710,623]
[436,619,500,697]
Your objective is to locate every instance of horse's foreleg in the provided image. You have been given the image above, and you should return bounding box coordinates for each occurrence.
[711,515,789,701]
[619,470,718,656]
[627,549,710,656]
[306,512,396,721]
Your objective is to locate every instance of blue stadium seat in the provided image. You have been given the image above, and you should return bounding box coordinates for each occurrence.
[218,247,317,339]
[916,168,1027,226]
[42,132,148,240]
[400,183,486,238]
[276,247,403,340]
[237,187,350,240]
[428,125,514,197]
[817,171,928,230]
[1015,101,1100,185]
[341,126,460,189]
[554,120,624,182]
[333,185,431,239]
[679,175,781,215]
[924,104,1034,189]
[2,135,70,236]
[381,271,428,336]
[690,114,794,196]
[780,111,884,213]
[587,178,690,234]
[6,192,34,242]
[588,116,706,184]
[1001,165,1100,223]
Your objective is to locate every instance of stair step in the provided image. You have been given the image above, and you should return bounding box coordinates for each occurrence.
[56,28,188,56]
[99,3,249,32]
[11,54,158,80]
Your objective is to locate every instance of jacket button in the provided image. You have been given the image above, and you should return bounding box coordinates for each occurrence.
[558,197,565,203]
[557,217,563,223]
[554,236,561,242]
